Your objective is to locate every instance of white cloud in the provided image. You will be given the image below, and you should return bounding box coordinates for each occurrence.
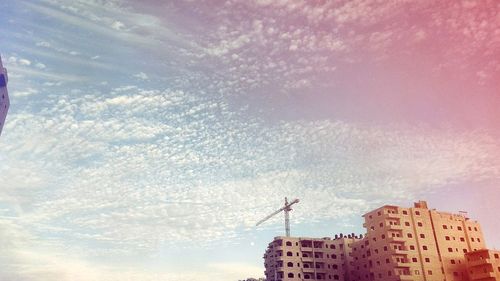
[133,72,149,80]
[18,59,32,66]
[2,83,500,255]
[12,88,39,97]
[35,63,47,69]
[111,21,125,31]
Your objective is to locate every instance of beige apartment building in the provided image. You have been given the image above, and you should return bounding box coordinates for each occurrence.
[263,200,492,281]
[465,249,500,281]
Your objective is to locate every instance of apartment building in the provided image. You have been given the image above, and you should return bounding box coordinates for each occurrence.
[0,55,10,136]
[358,200,486,281]
[465,249,500,281]
[263,201,489,281]
[263,235,362,281]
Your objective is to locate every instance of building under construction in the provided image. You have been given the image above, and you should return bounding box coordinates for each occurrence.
[263,200,499,281]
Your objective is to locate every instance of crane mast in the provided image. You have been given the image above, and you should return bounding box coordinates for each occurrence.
[256,197,299,237]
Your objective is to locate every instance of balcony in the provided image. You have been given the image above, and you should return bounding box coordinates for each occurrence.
[301,256,314,262]
[383,212,401,219]
[398,274,414,281]
[395,261,411,268]
[273,245,285,251]
[391,248,408,255]
[387,223,403,230]
[467,258,492,267]
[301,246,313,251]
[302,267,315,273]
[471,271,495,279]
[388,236,406,243]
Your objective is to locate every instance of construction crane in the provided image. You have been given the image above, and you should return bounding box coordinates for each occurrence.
[256,197,299,237]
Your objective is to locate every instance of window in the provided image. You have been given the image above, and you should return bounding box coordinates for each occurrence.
[445,236,450,241]
[410,245,415,250]
[474,227,478,231]
[381,234,386,239]
[412,258,417,262]
[403,210,408,215]
[287,262,293,267]
[451,259,456,264]
[423,246,428,250]
[405,222,410,226]
[407,233,413,238]
[494,254,499,259]
[379,222,383,227]
[443,225,448,229]
[287,251,293,256]
[286,241,292,246]
[458,226,462,230]
[425,258,430,262]
[415,211,420,215]
[288,273,294,278]
[448,248,453,252]
[417,222,423,227]
[478,238,481,242]
[460,237,465,242]
[428,270,433,275]
[420,234,425,238]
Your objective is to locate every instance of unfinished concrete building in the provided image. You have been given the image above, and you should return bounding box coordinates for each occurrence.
[466,249,500,281]
[263,201,492,281]
[264,235,363,281]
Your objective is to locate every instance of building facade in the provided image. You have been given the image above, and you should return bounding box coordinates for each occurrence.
[0,55,10,136]
[466,249,500,281]
[264,235,363,281]
[263,201,490,281]
[357,200,486,281]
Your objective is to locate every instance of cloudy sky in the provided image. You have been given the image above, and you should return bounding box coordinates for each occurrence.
[0,0,499,280]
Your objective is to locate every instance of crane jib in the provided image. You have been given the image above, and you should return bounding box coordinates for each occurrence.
[255,197,300,237]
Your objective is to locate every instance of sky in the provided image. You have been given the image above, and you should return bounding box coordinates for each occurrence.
[0,0,499,280]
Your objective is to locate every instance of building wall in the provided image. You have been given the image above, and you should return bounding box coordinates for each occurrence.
[430,210,486,280]
[263,201,489,281]
[264,236,361,281]
[358,201,486,281]
[466,249,500,281]
[0,55,10,136]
